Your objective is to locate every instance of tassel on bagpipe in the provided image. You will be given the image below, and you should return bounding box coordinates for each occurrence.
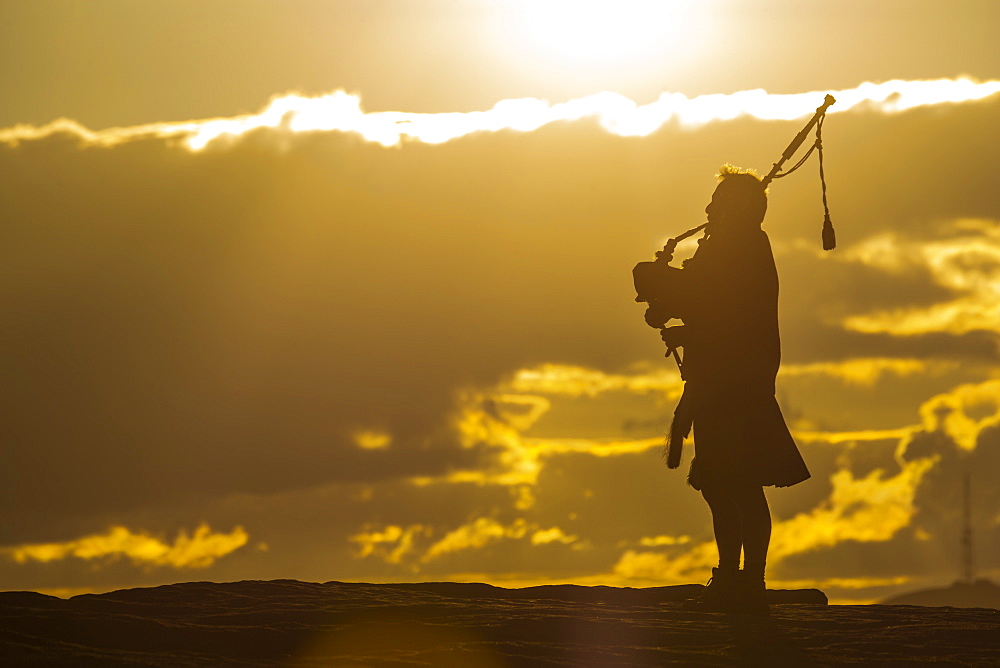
[663,389,693,469]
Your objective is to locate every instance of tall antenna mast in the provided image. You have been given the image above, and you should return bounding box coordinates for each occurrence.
[961,471,974,584]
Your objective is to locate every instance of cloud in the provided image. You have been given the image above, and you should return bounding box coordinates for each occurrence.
[769,457,937,559]
[915,378,1000,452]
[3,524,248,569]
[423,518,530,562]
[437,385,664,490]
[348,517,579,566]
[531,526,578,546]
[352,429,393,450]
[779,358,940,386]
[504,363,682,398]
[608,454,936,585]
[793,428,913,446]
[773,220,1000,370]
[842,224,1000,335]
[349,524,429,566]
[2,79,999,150]
[637,534,691,547]
[612,542,717,583]
[416,357,997,581]
[389,360,944,587]
[444,354,999,593]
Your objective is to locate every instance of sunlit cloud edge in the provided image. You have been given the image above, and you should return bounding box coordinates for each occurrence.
[2,78,998,151]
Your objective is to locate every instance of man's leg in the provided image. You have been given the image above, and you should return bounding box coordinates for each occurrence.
[734,484,771,613]
[737,484,771,579]
[683,483,741,610]
[701,484,742,571]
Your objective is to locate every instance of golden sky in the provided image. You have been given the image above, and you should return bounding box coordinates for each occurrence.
[1,0,999,604]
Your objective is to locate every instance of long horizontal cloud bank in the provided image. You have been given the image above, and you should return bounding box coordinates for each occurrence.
[1,78,999,150]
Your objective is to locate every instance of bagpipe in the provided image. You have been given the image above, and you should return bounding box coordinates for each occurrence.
[632,94,837,468]
[634,94,837,356]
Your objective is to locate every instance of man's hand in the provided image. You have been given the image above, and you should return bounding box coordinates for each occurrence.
[644,304,672,329]
[660,325,687,349]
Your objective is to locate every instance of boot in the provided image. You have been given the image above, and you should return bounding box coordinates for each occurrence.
[682,567,740,612]
[734,570,770,616]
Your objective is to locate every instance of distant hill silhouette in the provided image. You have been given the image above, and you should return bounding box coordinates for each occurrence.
[881,579,1000,609]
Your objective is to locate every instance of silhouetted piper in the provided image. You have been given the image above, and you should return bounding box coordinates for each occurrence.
[639,165,810,615]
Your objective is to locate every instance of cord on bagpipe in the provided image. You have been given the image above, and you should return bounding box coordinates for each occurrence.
[768,111,836,250]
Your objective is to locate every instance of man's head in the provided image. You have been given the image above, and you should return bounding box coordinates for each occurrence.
[705,164,767,231]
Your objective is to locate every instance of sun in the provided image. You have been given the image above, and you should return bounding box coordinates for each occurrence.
[510,0,701,67]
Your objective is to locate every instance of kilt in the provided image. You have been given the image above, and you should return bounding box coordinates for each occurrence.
[686,390,810,491]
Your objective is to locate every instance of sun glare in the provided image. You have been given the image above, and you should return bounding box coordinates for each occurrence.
[510,0,700,66]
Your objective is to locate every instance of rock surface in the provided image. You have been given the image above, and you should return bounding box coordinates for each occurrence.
[1,580,997,666]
